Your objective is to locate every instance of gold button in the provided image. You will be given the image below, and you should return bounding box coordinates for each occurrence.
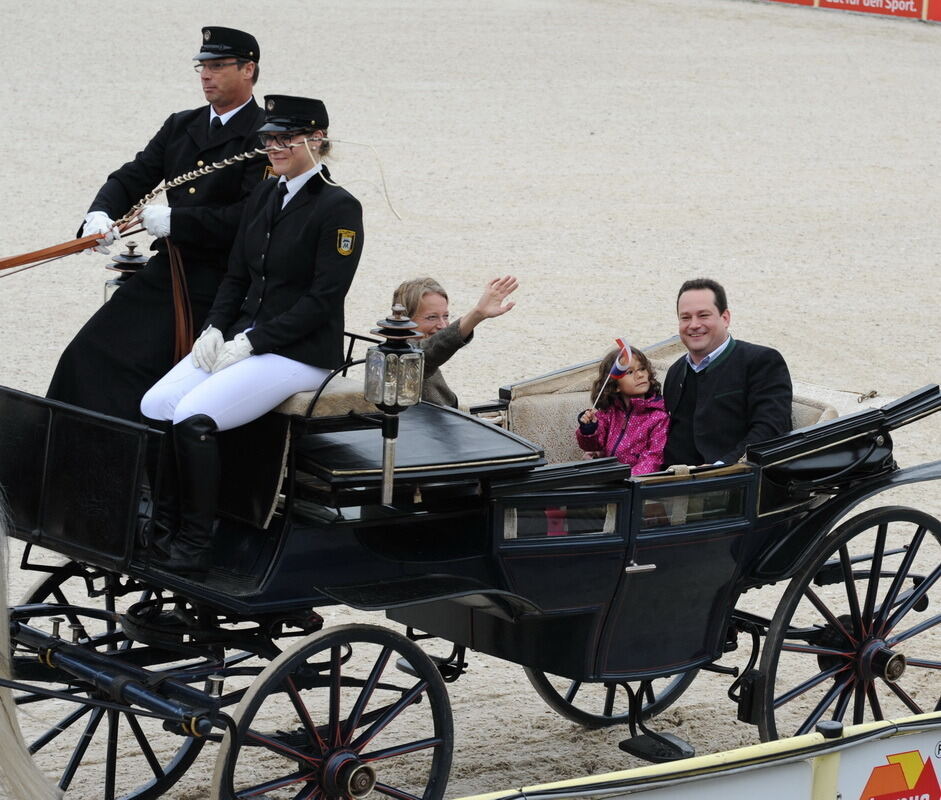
[188,187,196,194]
[197,160,204,167]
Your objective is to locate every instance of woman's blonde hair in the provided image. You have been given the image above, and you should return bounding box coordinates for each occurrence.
[392,277,449,318]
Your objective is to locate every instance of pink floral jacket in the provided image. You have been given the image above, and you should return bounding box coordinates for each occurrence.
[575,394,670,475]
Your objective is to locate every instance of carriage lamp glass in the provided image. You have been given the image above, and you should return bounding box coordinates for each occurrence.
[364,306,425,412]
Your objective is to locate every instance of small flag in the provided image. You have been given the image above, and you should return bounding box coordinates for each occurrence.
[610,337,632,378]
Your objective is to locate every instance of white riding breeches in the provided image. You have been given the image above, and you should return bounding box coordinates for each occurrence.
[140,353,331,431]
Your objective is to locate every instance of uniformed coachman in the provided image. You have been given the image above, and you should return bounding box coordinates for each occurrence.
[47,26,267,421]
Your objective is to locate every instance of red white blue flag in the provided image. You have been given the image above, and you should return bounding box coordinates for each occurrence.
[610,337,632,378]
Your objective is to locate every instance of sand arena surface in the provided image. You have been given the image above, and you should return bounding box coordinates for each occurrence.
[0,0,939,797]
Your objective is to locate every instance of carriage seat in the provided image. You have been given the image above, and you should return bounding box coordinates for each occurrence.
[273,375,376,418]
[506,389,838,465]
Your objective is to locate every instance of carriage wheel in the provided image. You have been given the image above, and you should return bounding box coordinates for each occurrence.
[212,623,453,800]
[12,558,206,800]
[758,506,941,740]
[523,667,699,728]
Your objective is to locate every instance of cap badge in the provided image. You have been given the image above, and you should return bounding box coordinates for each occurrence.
[267,99,276,111]
[204,30,211,41]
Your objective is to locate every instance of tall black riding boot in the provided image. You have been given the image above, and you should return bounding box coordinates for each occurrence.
[155,414,220,576]
[141,416,178,558]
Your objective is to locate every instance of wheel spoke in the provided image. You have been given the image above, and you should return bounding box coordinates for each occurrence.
[887,611,941,648]
[245,727,321,765]
[873,525,926,634]
[373,781,422,800]
[832,680,853,721]
[363,735,445,761]
[350,679,428,752]
[563,680,582,704]
[105,709,119,800]
[774,661,850,709]
[883,563,941,637]
[60,705,106,790]
[329,645,342,748]
[603,684,617,717]
[233,768,318,798]
[285,675,328,755]
[885,680,924,715]
[853,681,866,724]
[28,702,93,753]
[795,675,853,735]
[866,681,884,721]
[343,645,393,745]
[838,545,864,635]
[903,657,941,669]
[804,586,858,646]
[861,523,888,634]
[781,642,854,658]
[125,710,166,778]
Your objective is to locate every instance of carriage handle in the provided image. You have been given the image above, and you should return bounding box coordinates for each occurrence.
[624,560,656,574]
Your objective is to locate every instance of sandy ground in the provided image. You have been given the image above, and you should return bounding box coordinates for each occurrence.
[0,0,939,797]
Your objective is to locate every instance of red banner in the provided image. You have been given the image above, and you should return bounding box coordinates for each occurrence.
[766,0,941,19]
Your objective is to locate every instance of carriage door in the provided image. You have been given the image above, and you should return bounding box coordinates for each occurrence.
[595,466,756,679]
[493,487,631,678]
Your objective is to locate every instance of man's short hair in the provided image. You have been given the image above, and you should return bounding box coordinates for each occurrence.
[237,59,260,85]
[676,278,728,314]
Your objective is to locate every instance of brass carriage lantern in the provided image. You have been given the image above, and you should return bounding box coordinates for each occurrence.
[364,304,425,505]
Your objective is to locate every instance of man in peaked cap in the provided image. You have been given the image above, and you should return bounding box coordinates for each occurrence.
[47,26,267,422]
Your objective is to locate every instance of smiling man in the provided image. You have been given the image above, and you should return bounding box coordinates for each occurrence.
[47,26,267,421]
[662,278,793,466]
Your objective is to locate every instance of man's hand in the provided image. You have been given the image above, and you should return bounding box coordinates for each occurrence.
[82,211,121,254]
[212,332,253,373]
[191,326,224,372]
[141,205,172,239]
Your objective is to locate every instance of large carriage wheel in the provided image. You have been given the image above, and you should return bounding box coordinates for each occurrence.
[758,506,941,740]
[12,558,206,800]
[212,623,453,800]
[523,667,698,728]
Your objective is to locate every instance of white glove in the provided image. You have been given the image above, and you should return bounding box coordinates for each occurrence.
[140,205,172,238]
[191,326,224,372]
[212,332,253,373]
[82,211,121,254]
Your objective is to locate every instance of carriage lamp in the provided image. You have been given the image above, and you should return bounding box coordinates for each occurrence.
[104,241,148,303]
[364,304,425,505]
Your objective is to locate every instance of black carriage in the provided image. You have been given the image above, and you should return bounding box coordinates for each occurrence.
[1,340,939,800]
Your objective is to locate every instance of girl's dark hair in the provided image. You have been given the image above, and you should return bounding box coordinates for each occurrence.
[589,346,661,410]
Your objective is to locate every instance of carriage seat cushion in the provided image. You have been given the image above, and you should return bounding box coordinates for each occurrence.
[507,391,839,465]
[274,375,377,417]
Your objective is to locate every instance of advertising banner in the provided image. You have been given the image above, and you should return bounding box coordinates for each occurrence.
[767,0,939,20]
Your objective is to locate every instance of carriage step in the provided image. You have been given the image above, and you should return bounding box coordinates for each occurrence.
[395,653,467,682]
[618,732,695,763]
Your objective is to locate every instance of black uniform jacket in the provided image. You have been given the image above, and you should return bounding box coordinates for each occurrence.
[663,338,793,464]
[86,100,267,271]
[204,168,364,368]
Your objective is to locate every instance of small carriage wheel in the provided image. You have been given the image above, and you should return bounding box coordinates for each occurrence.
[522,667,699,728]
[212,623,453,800]
[12,558,206,800]
[758,506,941,741]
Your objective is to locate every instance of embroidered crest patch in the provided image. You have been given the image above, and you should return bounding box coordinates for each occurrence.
[337,229,356,256]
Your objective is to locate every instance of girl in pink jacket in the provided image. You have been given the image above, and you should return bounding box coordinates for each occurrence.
[576,346,670,475]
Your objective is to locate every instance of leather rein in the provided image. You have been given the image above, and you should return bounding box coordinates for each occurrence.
[0,147,269,359]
